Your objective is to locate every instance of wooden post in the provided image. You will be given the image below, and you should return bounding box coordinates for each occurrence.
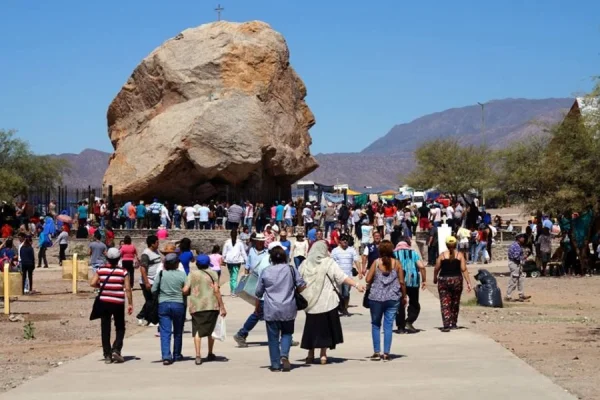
[3,262,9,315]
[72,254,78,294]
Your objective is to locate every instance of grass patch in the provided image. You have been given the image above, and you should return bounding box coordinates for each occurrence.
[461,298,479,307]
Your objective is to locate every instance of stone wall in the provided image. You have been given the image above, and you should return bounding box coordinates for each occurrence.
[41,229,232,265]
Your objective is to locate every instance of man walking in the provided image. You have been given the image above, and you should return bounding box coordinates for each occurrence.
[136,201,146,229]
[331,234,361,316]
[506,234,532,302]
[324,202,336,238]
[227,200,244,231]
[244,201,254,231]
[148,198,162,229]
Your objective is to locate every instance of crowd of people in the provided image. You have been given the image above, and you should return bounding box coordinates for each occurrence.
[2,192,598,371]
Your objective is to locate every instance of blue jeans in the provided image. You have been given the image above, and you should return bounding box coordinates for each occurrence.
[265,320,294,370]
[237,301,264,338]
[174,214,181,229]
[370,300,400,354]
[324,221,335,237]
[475,241,487,263]
[158,302,185,361]
[293,256,305,269]
[385,217,394,234]
[245,217,253,230]
[127,218,135,229]
[469,243,477,263]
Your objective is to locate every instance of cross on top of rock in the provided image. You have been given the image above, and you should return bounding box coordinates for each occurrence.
[215,4,224,21]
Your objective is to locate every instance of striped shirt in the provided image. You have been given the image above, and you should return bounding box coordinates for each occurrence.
[97,266,128,305]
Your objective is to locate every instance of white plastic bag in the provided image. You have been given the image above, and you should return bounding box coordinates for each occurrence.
[211,316,227,342]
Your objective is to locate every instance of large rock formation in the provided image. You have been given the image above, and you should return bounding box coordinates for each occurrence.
[104,21,317,203]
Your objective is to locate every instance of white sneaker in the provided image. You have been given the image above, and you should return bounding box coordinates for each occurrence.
[148,323,158,327]
[137,319,145,326]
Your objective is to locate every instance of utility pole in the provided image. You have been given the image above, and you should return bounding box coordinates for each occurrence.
[477,101,486,207]
[215,4,224,21]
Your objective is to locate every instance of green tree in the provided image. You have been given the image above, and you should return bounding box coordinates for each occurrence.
[0,129,70,201]
[403,138,492,200]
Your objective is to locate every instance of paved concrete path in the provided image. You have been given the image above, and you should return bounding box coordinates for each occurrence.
[0,282,575,400]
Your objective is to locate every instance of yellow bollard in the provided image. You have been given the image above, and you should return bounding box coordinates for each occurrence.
[72,254,78,294]
[3,262,9,315]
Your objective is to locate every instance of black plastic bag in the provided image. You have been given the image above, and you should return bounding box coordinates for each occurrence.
[474,269,498,287]
[475,284,503,308]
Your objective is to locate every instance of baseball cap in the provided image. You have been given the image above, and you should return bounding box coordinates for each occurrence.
[164,253,179,264]
[106,248,121,260]
[196,254,213,266]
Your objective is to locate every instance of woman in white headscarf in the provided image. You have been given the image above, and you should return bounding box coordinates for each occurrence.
[299,241,364,365]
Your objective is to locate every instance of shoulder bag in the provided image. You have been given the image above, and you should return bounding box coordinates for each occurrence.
[289,266,308,311]
[362,260,376,309]
[325,271,347,314]
[89,268,117,320]
[148,271,163,325]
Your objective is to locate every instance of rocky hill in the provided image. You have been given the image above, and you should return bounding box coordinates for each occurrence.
[55,98,574,190]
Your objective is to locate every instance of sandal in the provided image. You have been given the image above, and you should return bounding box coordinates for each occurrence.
[369,353,381,361]
[320,356,328,365]
[195,357,202,365]
[305,356,314,364]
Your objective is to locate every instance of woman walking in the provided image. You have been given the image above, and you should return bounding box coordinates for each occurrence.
[119,235,138,288]
[183,254,227,365]
[152,252,187,365]
[89,248,133,364]
[178,238,195,276]
[56,225,69,267]
[256,245,306,372]
[433,236,472,332]
[291,234,309,268]
[299,241,364,364]
[222,229,247,296]
[365,240,406,361]
[19,236,35,294]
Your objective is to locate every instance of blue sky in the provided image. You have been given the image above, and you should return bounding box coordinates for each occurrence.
[1,0,598,155]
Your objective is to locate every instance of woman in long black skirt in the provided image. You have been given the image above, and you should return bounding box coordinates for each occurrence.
[298,241,364,364]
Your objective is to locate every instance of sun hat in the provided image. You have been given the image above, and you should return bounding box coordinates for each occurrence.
[106,248,121,260]
[268,241,283,251]
[196,254,212,266]
[272,224,280,233]
[254,233,267,241]
[445,236,457,245]
[306,202,311,206]
[160,243,178,254]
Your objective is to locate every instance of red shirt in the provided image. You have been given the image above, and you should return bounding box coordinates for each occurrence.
[120,244,137,261]
[1,224,13,238]
[329,230,340,249]
[383,206,395,218]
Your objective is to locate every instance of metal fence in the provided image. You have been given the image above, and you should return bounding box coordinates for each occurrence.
[27,186,105,217]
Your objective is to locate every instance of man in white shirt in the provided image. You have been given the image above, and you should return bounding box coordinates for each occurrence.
[244,201,254,231]
[160,205,171,228]
[283,201,294,234]
[302,203,313,231]
[198,203,211,230]
[430,205,442,227]
[193,202,201,229]
[331,234,360,315]
[184,205,196,230]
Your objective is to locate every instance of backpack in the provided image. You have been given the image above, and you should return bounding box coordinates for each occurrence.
[216,205,225,218]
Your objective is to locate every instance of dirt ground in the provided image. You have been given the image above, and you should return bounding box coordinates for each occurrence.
[453,274,600,400]
[0,268,146,392]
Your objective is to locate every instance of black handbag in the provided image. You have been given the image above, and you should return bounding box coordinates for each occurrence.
[325,273,347,314]
[290,266,308,311]
[89,268,116,320]
[362,285,371,309]
[147,271,163,325]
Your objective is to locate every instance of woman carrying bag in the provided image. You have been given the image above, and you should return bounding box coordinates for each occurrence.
[255,244,306,372]
[183,254,227,365]
[299,241,364,365]
[89,248,133,364]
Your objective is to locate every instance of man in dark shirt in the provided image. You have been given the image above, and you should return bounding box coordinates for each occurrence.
[427,222,438,266]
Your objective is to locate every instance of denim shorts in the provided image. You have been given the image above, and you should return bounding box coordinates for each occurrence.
[285,219,293,227]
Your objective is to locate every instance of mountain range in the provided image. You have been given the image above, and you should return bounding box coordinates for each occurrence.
[54,97,574,190]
